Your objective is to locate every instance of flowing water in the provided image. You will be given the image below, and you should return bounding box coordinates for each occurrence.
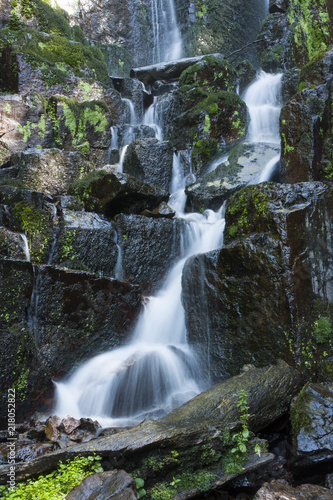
[54,3,281,425]
[150,0,182,63]
[55,154,225,426]
[244,70,282,145]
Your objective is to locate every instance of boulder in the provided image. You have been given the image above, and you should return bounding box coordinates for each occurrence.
[0,259,142,425]
[130,54,224,86]
[183,182,333,381]
[123,138,173,191]
[291,383,333,470]
[141,202,175,219]
[13,149,95,196]
[185,143,280,212]
[114,213,185,293]
[65,470,137,500]
[0,227,30,260]
[253,480,333,500]
[72,170,169,218]
[50,209,118,276]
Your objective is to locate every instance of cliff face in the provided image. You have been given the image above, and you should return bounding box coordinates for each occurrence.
[0,0,332,445]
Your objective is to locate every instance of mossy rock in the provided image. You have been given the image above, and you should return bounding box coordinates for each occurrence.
[179,56,237,92]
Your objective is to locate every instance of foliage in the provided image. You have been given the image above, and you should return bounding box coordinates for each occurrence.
[135,478,147,499]
[0,454,103,499]
[290,383,313,438]
[283,305,333,379]
[226,185,270,239]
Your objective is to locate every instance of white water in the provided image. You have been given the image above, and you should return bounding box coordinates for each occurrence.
[19,234,30,261]
[244,70,282,144]
[55,155,225,426]
[150,0,182,63]
[258,153,280,183]
[143,97,163,140]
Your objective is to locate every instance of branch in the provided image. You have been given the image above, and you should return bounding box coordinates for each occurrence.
[225,39,265,61]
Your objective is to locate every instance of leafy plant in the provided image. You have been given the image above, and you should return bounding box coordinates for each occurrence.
[0,455,103,499]
[135,478,146,499]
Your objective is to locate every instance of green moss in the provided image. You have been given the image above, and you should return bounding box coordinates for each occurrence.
[12,200,50,262]
[192,138,218,171]
[287,0,330,64]
[226,186,270,239]
[290,384,313,438]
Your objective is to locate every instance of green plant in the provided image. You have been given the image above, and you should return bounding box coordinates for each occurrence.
[135,478,146,499]
[0,454,103,499]
[203,114,210,133]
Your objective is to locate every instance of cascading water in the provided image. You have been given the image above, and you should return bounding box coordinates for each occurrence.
[244,70,282,145]
[19,234,30,261]
[150,0,182,63]
[55,155,225,426]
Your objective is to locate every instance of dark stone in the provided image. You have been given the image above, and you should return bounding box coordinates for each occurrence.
[0,259,142,425]
[291,383,333,469]
[183,182,333,381]
[269,2,288,13]
[130,54,224,86]
[185,142,280,212]
[58,415,81,435]
[141,202,175,219]
[73,170,169,218]
[253,480,333,500]
[79,418,101,434]
[0,227,30,260]
[65,469,137,500]
[13,149,95,196]
[123,138,173,191]
[114,213,184,293]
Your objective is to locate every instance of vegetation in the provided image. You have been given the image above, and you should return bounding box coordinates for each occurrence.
[0,455,103,499]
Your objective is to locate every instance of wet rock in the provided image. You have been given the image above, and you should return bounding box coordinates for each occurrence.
[50,209,118,276]
[13,149,95,196]
[0,95,28,163]
[65,469,137,500]
[0,361,298,484]
[185,143,280,212]
[0,227,30,260]
[170,87,247,153]
[58,415,81,435]
[183,182,333,381]
[72,170,169,218]
[281,49,333,183]
[79,418,101,434]
[141,202,175,219]
[114,213,184,293]
[326,472,333,489]
[45,416,62,442]
[253,480,333,499]
[269,1,288,13]
[291,383,333,469]
[123,138,173,191]
[0,258,142,425]
[130,54,224,86]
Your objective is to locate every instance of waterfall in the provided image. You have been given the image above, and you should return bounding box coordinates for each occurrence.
[243,70,282,144]
[55,154,225,426]
[19,234,30,261]
[150,0,182,63]
[143,97,163,140]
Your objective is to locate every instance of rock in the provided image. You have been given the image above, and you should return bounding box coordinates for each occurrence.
[326,472,333,489]
[0,227,30,260]
[123,138,173,191]
[269,1,288,13]
[0,95,28,163]
[79,418,101,434]
[65,469,137,500]
[253,480,333,499]
[45,416,62,442]
[183,182,333,381]
[50,209,118,276]
[114,213,184,293]
[130,54,224,86]
[72,170,169,218]
[170,88,247,153]
[0,259,142,425]
[291,383,333,469]
[13,149,95,196]
[0,361,298,485]
[281,49,333,183]
[185,143,280,212]
[141,202,175,219]
[58,415,81,435]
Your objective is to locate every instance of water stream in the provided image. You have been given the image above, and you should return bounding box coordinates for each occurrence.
[150,0,182,63]
[55,155,225,426]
